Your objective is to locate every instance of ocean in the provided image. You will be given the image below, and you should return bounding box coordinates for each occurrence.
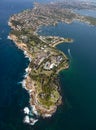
[0,0,96,130]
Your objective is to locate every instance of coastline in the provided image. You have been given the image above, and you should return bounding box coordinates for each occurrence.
[52,39,73,48]
[8,34,40,116]
[8,3,72,118]
[8,0,96,120]
[3,0,96,129]
[8,33,63,118]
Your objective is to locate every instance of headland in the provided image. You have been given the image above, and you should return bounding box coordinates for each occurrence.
[8,2,96,118]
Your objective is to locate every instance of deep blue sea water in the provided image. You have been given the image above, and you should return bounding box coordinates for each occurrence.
[38,22,96,130]
[0,0,96,130]
[74,9,96,18]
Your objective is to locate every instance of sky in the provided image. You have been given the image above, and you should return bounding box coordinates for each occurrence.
[1,0,96,2]
[1,0,96,4]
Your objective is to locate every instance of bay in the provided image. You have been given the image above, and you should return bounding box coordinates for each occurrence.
[74,9,96,18]
[38,21,96,130]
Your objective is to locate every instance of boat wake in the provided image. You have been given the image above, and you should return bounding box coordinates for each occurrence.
[68,48,72,58]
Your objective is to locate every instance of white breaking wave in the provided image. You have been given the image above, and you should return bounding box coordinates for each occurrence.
[23,116,38,125]
[30,118,38,125]
[24,51,29,59]
[24,51,32,62]
[43,114,52,118]
[24,73,28,78]
[7,35,12,40]
[23,106,38,126]
[18,66,29,87]
[19,80,26,88]
[23,115,30,124]
[8,32,38,126]
[31,105,38,116]
[25,67,29,73]
[24,107,30,115]
[23,67,29,78]
[29,57,32,62]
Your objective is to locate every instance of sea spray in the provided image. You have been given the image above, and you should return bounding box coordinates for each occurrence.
[22,54,39,124]
[24,107,30,114]
[7,35,11,40]
[23,116,30,124]
[23,115,38,125]
[21,80,26,88]
[24,51,32,62]
[31,105,39,116]
[23,107,38,125]
[8,33,39,125]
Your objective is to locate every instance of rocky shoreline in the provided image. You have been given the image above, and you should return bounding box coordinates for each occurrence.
[8,32,62,118]
[8,2,72,117]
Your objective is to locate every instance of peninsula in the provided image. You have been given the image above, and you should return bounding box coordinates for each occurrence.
[8,2,96,117]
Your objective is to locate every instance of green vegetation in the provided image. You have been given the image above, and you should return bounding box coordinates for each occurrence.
[85,16,96,25]
[9,0,96,116]
[9,4,71,111]
[11,20,22,27]
[10,30,21,36]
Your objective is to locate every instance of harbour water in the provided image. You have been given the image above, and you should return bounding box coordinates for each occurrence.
[38,21,96,130]
[74,9,96,18]
[0,0,96,130]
